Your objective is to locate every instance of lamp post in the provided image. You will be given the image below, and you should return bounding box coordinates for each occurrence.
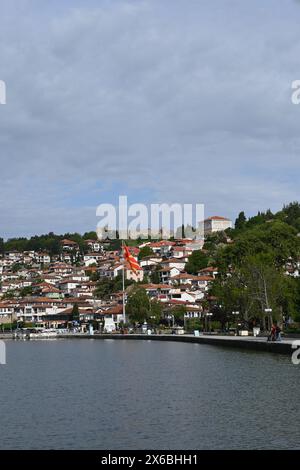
[232,311,239,335]
[264,308,272,331]
[207,312,213,334]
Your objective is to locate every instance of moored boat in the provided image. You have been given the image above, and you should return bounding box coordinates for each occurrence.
[14,328,59,340]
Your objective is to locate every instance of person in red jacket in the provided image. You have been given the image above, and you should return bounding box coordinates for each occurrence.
[268,323,276,342]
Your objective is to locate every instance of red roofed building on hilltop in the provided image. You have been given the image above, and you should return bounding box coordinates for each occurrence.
[204,216,232,235]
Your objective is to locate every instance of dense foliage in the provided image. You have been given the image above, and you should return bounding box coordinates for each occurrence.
[207,203,300,329]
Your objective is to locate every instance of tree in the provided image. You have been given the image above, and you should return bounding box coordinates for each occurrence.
[94,275,134,300]
[209,273,249,328]
[185,250,209,274]
[276,202,300,230]
[113,275,135,293]
[235,211,246,230]
[19,286,33,298]
[173,305,187,325]
[83,231,98,240]
[219,220,300,269]
[185,318,202,332]
[150,264,161,284]
[126,287,150,324]
[71,303,80,322]
[12,263,22,273]
[148,299,162,325]
[138,246,154,260]
[210,254,298,331]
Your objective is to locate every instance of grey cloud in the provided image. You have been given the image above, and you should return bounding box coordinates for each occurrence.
[1,0,300,237]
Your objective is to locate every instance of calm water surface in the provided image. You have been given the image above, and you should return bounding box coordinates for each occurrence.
[0,339,299,449]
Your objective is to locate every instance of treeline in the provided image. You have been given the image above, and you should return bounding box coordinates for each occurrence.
[0,233,158,255]
[233,201,300,232]
[0,231,98,255]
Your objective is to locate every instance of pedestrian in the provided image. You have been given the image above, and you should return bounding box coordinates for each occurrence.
[268,323,276,342]
[276,324,282,342]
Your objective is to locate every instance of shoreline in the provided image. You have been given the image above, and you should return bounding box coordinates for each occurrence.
[58,333,296,355]
[2,332,296,355]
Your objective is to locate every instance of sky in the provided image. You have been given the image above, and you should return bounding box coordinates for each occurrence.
[1,0,300,238]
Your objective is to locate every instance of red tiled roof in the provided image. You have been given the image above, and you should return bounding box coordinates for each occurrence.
[140,283,171,290]
[104,304,123,315]
[204,216,230,221]
[198,266,218,272]
[60,239,78,245]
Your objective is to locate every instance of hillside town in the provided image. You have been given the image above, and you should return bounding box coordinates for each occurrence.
[1,206,300,336]
[0,216,233,333]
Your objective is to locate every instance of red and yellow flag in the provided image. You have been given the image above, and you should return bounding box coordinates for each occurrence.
[123,244,141,273]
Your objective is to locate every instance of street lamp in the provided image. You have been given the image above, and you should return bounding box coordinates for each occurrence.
[232,311,239,335]
[264,308,272,331]
[206,312,213,334]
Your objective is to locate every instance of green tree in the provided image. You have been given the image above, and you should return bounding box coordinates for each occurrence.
[173,305,187,325]
[83,231,98,240]
[126,287,150,324]
[71,303,80,322]
[148,299,162,325]
[12,263,23,273]
[276,202,300,230]
[138,246,154,260]
[185,318,202,332]
[235,211,246,230]
[185,250,209,274]
[19,286,33,298]
[150,264,161,284]
[219,220,300,269]
[94,278,114,299]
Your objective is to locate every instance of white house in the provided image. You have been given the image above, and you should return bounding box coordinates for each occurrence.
[59,279,79,294]
[35,252,51,264]
[160,258,186,271]
[83,253,103,266]
[84,239,103,252]
[102,304,124,332]
[60,239,79,251]
[203,216,232,235]
[168,289,196,303]
[159,267,181,284]
[0,302,15,323]
[198,266,218,278]
[105,263,144,282]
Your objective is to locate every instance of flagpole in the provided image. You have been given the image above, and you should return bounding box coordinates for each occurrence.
[122,240,126,325]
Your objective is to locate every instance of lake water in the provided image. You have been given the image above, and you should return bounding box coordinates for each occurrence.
[0,339,299,449]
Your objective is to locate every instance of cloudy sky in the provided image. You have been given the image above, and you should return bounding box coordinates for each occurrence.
[0,0,300,238]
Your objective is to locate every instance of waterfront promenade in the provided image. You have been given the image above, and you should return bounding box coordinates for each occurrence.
[2,331,297,355]
[59,333,297,355]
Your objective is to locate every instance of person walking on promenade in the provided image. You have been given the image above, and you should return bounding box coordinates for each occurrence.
[275,324,282,342]
[268,323,276,342]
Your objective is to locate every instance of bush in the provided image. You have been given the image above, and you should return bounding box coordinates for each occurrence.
[284,327,300,334]
[185,318,202,333]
